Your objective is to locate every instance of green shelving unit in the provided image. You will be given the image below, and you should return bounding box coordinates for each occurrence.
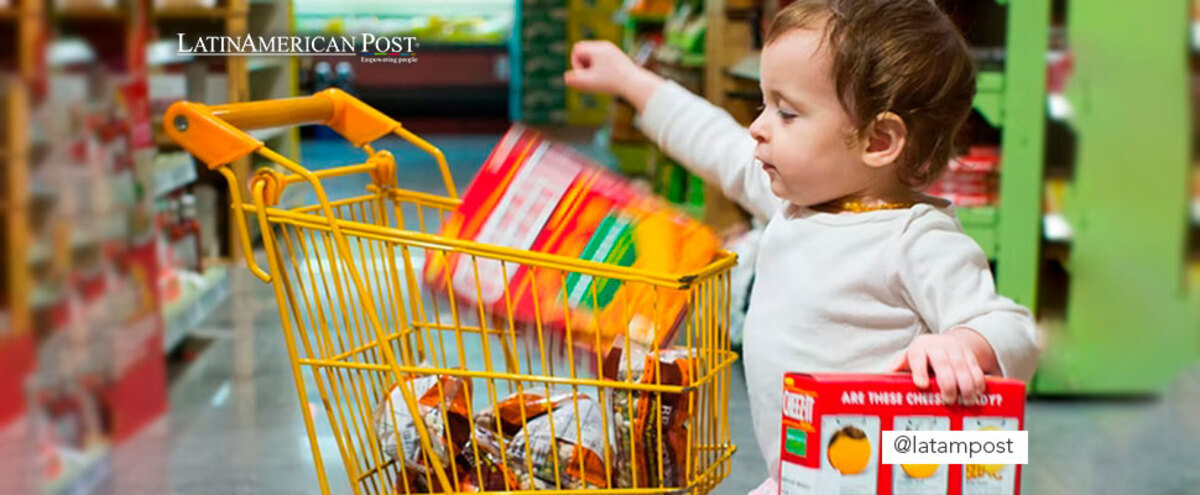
[968,0,1050,317]
[1031,0,1199,394]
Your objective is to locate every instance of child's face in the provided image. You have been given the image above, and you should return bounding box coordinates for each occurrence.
[750,28,876,207]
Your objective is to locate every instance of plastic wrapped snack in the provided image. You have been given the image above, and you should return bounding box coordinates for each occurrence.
[603,341,695,488]
[373,371,472,488]
[457,434,521,492]
[506,393,609,489]
[469,391,610,490]
[450,394,533,492]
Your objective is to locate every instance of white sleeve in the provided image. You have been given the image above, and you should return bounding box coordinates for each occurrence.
[635,80,782,220]
[894,211,1040,383]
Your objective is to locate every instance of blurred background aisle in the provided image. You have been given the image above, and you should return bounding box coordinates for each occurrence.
[2,0,1200,493]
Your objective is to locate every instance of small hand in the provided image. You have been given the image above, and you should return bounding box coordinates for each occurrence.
[890,329,988,405]
[563,40,663,111]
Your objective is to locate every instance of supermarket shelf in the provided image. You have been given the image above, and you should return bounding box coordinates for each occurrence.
[973,71,1005,127]
[163,265,230,352]
[44,444,112,495]
[1193,21,1200,52]
[54,6,127,21]
[154,131,178,148]
[1043,212,1073,242]
[655,45,706,69]
[147,39,194,66]
[725,52,761,81]
[153,152,198,197]
[1047,93,1074,123]
[627,12,668,23]
[248,57,290,72]
[957,206,998,259]
[152,6,230,20]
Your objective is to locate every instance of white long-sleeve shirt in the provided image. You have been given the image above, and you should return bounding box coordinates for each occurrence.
[636,81,1039,481]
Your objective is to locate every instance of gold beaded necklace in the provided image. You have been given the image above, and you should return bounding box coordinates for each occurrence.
[815,199,918,214]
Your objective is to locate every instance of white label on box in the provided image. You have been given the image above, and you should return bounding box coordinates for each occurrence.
[453,142,581,304]
[780,460,818,495]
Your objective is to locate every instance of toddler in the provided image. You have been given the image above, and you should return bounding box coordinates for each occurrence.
[564,0,1039,492]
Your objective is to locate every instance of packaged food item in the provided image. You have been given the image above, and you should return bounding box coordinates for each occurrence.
[424,125,719,351]
[602,340,695,488]
[373,371,472,486]
[458,393,557,492]
[777,373,1026,495]
[503,392,610,490]
[457,434,521,492]
[928,146,1002,208]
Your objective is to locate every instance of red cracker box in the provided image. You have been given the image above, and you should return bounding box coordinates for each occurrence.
[779,373,1025,495]
[425,125,719,350]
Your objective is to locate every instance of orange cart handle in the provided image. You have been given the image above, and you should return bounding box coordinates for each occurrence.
[209,95,337,130]
[163,88,402,168]
[161,89,459,285]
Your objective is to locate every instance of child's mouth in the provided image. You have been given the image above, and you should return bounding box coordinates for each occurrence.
[762,162,778,173]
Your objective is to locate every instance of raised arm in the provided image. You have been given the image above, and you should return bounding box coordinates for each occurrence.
[565,41,782,220]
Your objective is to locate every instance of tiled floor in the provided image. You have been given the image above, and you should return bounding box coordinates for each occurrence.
[131,135,1200,494]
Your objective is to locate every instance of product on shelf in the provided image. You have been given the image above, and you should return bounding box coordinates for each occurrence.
[778,373,1026,495]
[629,0,674,16]
[927,146,1001,208]
[424,125,719,351]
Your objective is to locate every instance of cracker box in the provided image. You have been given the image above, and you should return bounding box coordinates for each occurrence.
[779,373,1026,495]
[425,125,719,350]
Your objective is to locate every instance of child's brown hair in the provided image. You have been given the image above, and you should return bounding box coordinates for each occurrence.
[767,0,976,188]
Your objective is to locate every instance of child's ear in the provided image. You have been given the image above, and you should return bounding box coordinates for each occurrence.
[862,112,907,169]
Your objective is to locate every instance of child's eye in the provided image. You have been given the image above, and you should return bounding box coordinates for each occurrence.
[778,110,798,121]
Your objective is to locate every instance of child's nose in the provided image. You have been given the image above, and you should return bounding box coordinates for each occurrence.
[749,114,769,143]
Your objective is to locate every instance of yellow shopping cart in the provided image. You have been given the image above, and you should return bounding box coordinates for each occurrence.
[164,89,738,494]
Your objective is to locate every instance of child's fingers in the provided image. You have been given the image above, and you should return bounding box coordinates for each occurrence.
[563,70,583,88]
[907,347,930,388]
[570,42,595,69]
[964,351,987,400]
[889,352,908,372]
[951,349,977,403]
[927,348,959,404]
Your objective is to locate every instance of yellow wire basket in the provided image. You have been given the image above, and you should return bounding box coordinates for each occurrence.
[164,89,738,495]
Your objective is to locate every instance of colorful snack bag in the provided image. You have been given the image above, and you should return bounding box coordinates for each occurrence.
[373,371,472,487]
[505,393,610,489]
[602,340,696,488]
[457,435,521,492]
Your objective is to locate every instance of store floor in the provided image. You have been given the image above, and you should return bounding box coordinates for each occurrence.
[150,135,1200,494]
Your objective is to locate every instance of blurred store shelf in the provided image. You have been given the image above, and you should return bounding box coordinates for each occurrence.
[163,265,230,352]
